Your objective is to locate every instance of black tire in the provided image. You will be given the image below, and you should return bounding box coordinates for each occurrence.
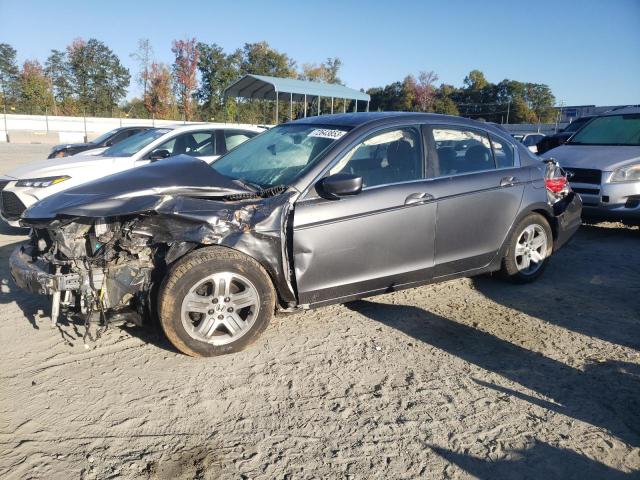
[500,213,553,284]
[158,246,275,357]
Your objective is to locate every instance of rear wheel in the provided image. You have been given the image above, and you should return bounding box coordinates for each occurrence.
[500,213,553,283]
[158,247,275,357]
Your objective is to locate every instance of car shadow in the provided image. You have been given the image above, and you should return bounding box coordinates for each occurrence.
[0,240,179,354]
[474,223,640,351]
[430,441,633,479]
[346,300,640,448]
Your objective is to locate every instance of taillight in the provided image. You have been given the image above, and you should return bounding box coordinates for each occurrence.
[545,176,567,193]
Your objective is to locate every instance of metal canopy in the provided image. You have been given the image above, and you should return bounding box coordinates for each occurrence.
[224,74,370,103]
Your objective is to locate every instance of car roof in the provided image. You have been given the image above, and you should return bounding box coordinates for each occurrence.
[289,112,511,136]
[165,123,265,133]
[601,105,640,116]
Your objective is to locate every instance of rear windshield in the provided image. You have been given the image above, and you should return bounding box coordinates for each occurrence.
[103,128,171,157]
[568,114,640,146]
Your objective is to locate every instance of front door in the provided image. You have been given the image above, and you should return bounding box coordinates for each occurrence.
[292,126,437,306]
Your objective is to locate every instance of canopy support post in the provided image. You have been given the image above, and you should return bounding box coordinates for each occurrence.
[290,92,293,121]
[354,99,357,112]
[343,99,346,113]
[304,94,307,117]
[275,89,279,124]
[236,97,240,123]
[367,100,370,112]
[331,97,334,114]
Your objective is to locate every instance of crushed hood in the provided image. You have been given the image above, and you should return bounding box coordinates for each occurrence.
[546,144,640,171]
[22,155,255,221]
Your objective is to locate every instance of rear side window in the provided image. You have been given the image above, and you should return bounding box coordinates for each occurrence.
[490,134,515,168]
[431,127,494,176]
[220,130,257,154]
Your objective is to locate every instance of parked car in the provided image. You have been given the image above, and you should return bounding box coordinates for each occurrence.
[536,116,595,155]
[0,124,264,226]
[512,133,546,154]
[47,126,153,159]
[543,106,640,224]
[9,112,581,356]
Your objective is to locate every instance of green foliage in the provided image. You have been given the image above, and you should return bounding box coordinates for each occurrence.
[18,60,53,113]
[370,69,556,124]
[196,43,241,121]
[0,43,20,104]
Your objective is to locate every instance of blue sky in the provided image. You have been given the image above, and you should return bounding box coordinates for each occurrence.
[1,0,639,105]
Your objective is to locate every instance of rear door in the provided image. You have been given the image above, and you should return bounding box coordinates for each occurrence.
[292,125,437,305]
[424,125,525,276]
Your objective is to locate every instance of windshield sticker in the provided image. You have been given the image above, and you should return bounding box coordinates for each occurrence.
[308,129,347,140]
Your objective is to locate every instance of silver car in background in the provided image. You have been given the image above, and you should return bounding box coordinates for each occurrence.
[545,106,640,224]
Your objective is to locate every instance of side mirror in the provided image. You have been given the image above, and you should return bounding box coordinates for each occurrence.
[105,140,113,147]
[318,173,363,199]
[149,149,171,161]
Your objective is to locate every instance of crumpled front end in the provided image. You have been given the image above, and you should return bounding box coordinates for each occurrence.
[10,189,297,332]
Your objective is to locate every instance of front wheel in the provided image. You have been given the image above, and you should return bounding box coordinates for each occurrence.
[158,247,275,357]
[500,213,553,283]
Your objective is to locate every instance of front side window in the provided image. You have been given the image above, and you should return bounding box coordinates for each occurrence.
[154,131,215,157]
[432,128,493,176]
[329,127,422,188]
[212,124,349,189]
[568,114,640,146]
[103,128,171,157]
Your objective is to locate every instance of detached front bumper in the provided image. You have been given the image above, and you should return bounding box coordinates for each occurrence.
[9,243,80,295]
[552,191,582,251]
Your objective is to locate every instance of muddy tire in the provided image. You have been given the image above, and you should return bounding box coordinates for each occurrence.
[500,213,553,284]
[158,247,275,357]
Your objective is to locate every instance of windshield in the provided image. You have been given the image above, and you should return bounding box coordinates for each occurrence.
[102,128,171,157]
[211,124,349,188]
[568,114,640,146]
[90,128,119,145]
[563,117,591,133]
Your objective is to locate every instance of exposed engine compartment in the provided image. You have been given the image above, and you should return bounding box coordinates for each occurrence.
[28,216,163,330]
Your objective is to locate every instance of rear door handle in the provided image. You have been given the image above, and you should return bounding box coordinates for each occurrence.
[500,176,518,187]
[405,192,434,205]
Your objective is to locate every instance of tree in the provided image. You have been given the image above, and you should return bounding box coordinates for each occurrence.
[130,38,154,99]
[0,43,20,105]
[19,60,53,113]
[45,49,74,109]
[432,84,460,116]
[299,57,343,84]
[171,38,199,120]
[196,42,240,120]
[463,69,488,91]
[414,71,439,112]
[66,38,130,114]
[239,41,296,77]
[144,62,174,119]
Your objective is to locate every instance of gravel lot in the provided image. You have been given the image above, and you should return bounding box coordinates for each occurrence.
[0,144,638,479]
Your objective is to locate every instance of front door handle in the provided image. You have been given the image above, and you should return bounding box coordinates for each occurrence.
[500,176,518,187]
[405,192,434,205]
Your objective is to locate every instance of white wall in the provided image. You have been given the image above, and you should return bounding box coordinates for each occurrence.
[0,114,201,144]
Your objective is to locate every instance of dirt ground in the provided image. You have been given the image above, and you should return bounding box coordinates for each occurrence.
[0,144,638,479]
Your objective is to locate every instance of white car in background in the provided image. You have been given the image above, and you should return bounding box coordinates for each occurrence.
[512,132,546,154]
[0,123,264,227]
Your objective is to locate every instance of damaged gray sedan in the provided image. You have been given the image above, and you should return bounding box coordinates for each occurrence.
[10,113,582,356]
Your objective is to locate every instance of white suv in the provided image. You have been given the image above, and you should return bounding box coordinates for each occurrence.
[0,123,264,226]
